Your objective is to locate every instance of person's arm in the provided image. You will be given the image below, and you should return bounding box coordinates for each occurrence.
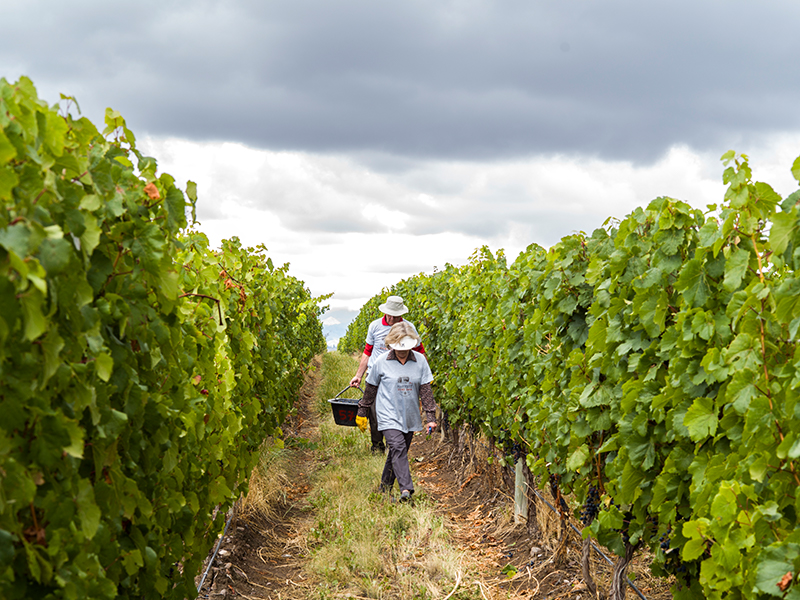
[357,382,379,417]
[419,382,437,430]
[349,351,370,387]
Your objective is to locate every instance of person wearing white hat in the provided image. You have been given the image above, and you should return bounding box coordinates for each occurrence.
[356,322,437,502]
[349,295,425,454]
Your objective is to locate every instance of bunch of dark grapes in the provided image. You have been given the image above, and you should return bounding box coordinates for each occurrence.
[501,438,522,462]
[580,485,600,525]
[658,528,692,585]
[512,442,523,461]
[616,511,633,545]
[663,550,689,580]
[548,473,560,499]
[547,473,570,514]
[659,530,671,552]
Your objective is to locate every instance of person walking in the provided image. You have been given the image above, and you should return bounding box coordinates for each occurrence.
[355,322,437,502]
[349,295,425,453]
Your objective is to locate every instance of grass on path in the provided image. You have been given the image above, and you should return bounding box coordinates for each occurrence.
[293,351,478,600]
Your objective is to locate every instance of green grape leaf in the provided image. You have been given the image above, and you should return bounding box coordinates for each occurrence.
[0,529,15,564]
[0,165,19,200]
[159,270,179,301]
[677,259,710,307]
[186,180,197,201]
[44,110,68,156]
[208,476,233,504]
[95,352,114,382]
[80,215,102,255]
[38,237,72,275]
[0,128,17,165]
[769,210,796,256]
[80,194,102,211]
[749,453,769,482]
[710,483,737,525]
[0,223,31,257]
[41,327,64,384]
[754,544,800,597]
[20,293,47,341]
[697,219,721,250]
[776,432,800,460]
[165,186,187,230]
[725,375,757,415]
[566,444,589,471]
[684,397,718,441]
[122,549,144,576]
[723,246,750,292]
[77,479,101,539]
[63,418,85,459]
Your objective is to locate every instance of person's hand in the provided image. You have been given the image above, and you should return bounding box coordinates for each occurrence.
[356,416,369,433]
[349,375,361,387]
[426,422,437,433]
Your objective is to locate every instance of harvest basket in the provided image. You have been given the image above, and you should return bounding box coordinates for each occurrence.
[328,386,363,427]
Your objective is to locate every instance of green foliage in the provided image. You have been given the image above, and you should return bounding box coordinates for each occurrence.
[0,77,325,598]
[346,152,800,598]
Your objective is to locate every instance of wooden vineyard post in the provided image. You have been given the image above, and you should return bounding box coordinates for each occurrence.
[514,458,528,524]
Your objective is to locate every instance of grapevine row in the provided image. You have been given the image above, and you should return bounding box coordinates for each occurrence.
[341,152,800,599]
[0,77,326,599]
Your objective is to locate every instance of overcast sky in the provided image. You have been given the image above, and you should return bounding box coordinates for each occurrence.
[3,1,800,346]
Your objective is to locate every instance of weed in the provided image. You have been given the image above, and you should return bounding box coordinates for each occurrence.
[285,436,318,450]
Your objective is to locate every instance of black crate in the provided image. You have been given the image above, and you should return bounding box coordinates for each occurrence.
[328,386,363,427]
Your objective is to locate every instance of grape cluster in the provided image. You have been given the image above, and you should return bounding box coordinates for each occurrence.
[580,486,600,525]
[658,530,671,552]
[657,525,693,586]
[512,442,524,461]
[662,550,689,579]
[548,473,560,499]
[501,438,525,462]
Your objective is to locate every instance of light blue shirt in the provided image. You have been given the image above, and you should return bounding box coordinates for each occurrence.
[366,351,434,433]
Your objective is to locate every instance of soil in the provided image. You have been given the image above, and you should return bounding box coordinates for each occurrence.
[195,361,675,600]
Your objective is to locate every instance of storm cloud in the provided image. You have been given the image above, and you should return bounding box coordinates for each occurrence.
[4,0,799,163]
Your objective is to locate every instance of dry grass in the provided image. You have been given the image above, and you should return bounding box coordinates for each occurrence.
[239,441,291,521]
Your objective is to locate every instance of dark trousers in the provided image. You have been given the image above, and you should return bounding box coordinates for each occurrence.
[369,403,384,449]
[381,429,415,493]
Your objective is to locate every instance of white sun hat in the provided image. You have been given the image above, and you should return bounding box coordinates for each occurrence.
[388,335,419,351]
[379,295,409,316]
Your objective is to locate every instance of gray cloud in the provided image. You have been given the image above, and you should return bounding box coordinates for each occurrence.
[3,0,799,164]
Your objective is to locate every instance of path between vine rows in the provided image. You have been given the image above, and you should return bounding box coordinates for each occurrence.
[195,358,674,600]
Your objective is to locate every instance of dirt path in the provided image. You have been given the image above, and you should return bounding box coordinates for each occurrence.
[196,360,674,600]
[194,358,322,599]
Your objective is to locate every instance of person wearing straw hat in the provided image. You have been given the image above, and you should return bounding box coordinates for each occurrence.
[349,295,425,454]
[355,322,437,502]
